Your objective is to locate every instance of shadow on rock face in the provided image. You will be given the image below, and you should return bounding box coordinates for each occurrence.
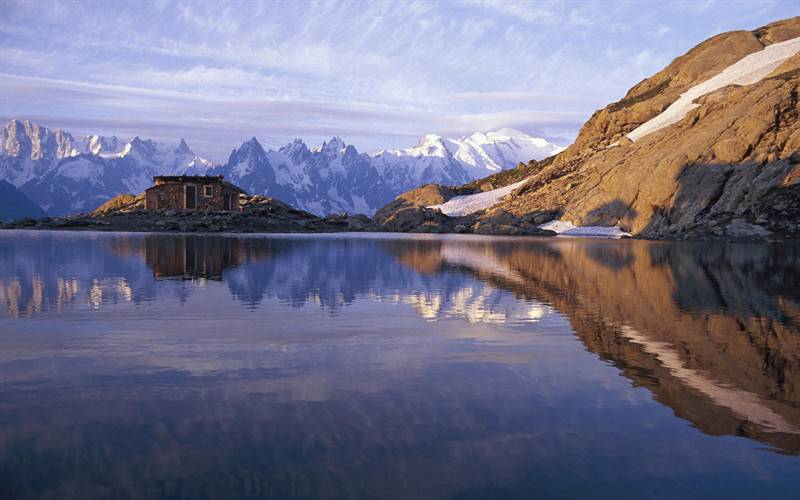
[636,159,800,240]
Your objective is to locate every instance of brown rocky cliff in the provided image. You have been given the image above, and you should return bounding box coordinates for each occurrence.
[375,17,800,240]
[492,17,800,239]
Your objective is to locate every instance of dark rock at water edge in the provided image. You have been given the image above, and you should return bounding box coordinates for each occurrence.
[0,195,382,234]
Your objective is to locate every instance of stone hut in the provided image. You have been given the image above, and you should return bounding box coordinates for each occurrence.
[145,175,247,211]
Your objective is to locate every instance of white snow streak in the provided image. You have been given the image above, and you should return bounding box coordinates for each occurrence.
[428,178,530,216]
[627,36,800,142]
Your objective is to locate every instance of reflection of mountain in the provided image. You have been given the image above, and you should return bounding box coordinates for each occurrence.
[392,239,800,453]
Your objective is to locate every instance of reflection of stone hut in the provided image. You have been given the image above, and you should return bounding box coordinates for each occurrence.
[144,175,247,211]
[145,235,244,280]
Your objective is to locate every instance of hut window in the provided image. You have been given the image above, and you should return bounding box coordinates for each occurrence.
[204,185,213,197]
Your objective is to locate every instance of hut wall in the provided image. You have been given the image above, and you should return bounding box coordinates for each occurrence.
[145,181,229,211]
[221,185,243,211]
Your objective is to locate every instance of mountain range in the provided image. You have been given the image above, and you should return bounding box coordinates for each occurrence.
[0,119,562,217]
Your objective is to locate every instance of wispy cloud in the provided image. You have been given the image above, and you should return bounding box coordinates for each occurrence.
[1,0,797,160]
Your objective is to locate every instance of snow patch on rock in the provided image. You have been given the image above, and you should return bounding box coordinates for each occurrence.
[627,36,800,142]
[538,220,630,238]
[429,178,530,216]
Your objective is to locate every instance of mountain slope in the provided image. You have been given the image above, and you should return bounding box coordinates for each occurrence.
[0,180,46,221]
[0,119,82,187]
[378,16,800,240]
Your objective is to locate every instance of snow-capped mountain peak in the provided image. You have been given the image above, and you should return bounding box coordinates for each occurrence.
[125,136,158,158]
[231,137,267,162]
[1,119,81,161]
[411,134,450,157]
[279,138,311,161]
[377,129,562,177]
[456,129,564,171]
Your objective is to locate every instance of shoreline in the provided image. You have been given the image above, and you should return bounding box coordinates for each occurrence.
[2,222,797,243]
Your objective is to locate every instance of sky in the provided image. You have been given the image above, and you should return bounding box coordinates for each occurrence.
[1,0,798,162]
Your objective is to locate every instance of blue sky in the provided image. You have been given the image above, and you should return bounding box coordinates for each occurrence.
[1,0,798,161]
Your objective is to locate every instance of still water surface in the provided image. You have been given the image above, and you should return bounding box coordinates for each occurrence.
[0,231,799,499]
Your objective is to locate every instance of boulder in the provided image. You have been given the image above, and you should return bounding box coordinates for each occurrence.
[92,193,144,215]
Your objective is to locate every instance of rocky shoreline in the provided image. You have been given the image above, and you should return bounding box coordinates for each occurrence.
[0,196,382,234]
[0,190,561,237]
[2,182,798,241]
[2,191,797,242]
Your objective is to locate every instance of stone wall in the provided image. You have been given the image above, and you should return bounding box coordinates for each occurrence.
[145,180,232,211]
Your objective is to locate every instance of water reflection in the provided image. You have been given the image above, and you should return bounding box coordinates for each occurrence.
[0,231,799,498]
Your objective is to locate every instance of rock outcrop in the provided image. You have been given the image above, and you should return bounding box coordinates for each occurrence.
[373,183,555,236]
[92,193,144,215]
[376,17,800,241]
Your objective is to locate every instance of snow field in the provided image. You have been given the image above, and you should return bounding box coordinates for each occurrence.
[538,220,630,238]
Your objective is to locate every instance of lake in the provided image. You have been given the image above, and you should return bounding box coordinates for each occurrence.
[0,231,799,499]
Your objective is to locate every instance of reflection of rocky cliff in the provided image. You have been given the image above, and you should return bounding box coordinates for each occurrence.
[390,239,800,453]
